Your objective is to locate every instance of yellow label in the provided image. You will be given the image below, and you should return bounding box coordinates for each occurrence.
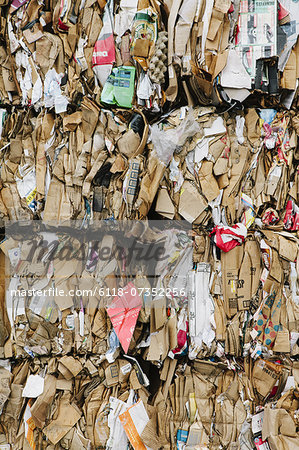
[26,188,36,205]
[230,280,236,293]
[244,210,255,228]
[189,392,197,424]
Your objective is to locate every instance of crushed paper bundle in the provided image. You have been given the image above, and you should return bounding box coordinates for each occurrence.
[0,0,298,449]
[0,0,298,108]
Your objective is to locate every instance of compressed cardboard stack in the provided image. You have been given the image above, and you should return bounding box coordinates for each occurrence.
[0,0,298,109]
[0,0,298,449]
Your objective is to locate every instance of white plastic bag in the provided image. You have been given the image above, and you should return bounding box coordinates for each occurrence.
[151,109,201,165]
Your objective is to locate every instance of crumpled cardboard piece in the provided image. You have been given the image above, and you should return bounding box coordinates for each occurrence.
[262,404,298,450]
[0,367,12,413]
[178,180,207,223]
[221,244,244,317]
[252,359,283,400]
[43,393,81,445]
[155,187,175,219]
[30,374,57,428]
[58,356,83,379]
